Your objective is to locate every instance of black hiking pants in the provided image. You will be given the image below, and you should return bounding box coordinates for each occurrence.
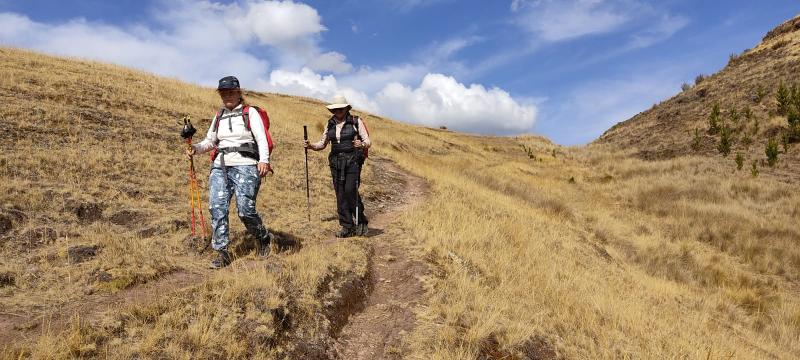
[329,151,367,230]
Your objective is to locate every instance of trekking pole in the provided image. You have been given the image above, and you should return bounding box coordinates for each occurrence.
[182,116,208,239]
[303,125,311,221]
[355,177,359,228]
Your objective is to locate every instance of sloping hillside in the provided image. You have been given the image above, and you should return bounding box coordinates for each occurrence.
[2,48,800,359]
[597,15,800,182]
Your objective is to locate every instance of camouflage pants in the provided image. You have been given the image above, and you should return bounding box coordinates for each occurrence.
[208,165,269,251]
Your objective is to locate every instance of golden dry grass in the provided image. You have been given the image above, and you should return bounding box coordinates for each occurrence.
[1,47,799,359]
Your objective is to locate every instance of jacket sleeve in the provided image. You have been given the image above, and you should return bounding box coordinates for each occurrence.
[357,118,371,148]
[193,116,218,154]
[246,107,270,163]
[310,128,329,150]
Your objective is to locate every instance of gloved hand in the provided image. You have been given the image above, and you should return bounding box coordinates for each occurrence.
[181,116,197,139]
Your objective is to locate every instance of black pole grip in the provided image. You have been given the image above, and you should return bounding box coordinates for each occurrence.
[303,125,308,140]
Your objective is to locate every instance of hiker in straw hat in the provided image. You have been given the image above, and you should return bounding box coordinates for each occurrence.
[304,94,372,238]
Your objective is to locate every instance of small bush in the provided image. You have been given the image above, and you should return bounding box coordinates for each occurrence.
[766,138,779,167]
[741,132,753,148]
[788,107,800,128]
[751,160,759,177]
[708,103,721,134]
[520,144,536,160]
[728,107,740,125]
[681,83,692,92]
[791,83,800,109]
[695,74,707,85]
[718,125,732,157]
[777,83,791,115]
[735,153,744,171]
[691,128,702,152]
[728,52,740,64]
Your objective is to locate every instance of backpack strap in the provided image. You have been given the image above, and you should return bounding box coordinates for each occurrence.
[212,108,225,132]
[242,105,252,131]
[352,116,362,140]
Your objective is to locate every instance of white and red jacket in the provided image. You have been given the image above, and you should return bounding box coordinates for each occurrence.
[193,104,270,166]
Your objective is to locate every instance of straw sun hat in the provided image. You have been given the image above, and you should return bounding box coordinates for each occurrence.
[326,94,352,112]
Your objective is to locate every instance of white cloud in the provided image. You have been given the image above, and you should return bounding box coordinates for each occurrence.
[626,14,689,50]
[306,51,353,74]
[0,1,349,86]
[229,0,325,46]
[375,74,537,133]
[0,1,537,135]
[259,70,537,134]
[510,0,687,48]
[512,0,630,42]
[388,0,452,12]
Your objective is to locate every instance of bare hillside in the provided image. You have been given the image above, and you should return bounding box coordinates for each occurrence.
[596,15,800,181]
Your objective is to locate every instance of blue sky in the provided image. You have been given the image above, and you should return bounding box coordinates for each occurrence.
[1,0,799,144]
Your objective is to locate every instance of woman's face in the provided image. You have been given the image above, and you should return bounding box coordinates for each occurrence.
[219,89,241,109]
[332,107,346,120]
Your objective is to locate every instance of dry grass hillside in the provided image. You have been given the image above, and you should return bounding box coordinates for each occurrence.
[1,46,799,359]
[597,15,800,182]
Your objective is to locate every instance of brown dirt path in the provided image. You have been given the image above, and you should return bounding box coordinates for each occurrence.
[332,159,430,359]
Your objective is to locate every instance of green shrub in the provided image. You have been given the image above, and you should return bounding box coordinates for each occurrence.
[777,83,791,116]
[791,83,800,109]
[691,128,703,152]
[681,83,691,92]
[729,107,740,125]
[735,152,744,171]
[718,125,732,157]
[708,103,721,134]
[766,138,779,167]
[695,74,707,85]
[788,107,800,128]
[741,132,753,148]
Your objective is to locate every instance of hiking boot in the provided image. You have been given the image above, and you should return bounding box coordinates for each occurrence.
[335,227,355,238]
[258,232,273,258]
[209,249,231,269]
[356,223,369,237]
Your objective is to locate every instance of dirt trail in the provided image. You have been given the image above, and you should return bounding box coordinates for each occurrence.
[1,158,430,358]
[332,159,429,359]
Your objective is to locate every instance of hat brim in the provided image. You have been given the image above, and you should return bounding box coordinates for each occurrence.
[326,103,351,111]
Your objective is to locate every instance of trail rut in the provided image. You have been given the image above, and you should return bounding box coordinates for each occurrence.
[332,159,429,359]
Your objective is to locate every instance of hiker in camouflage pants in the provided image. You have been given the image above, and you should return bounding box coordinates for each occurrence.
[208,165,269,252]
[187,76,273,269]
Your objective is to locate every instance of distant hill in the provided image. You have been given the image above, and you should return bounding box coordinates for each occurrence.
[596,15,800,181]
